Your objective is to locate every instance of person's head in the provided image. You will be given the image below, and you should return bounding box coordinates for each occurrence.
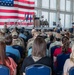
[62,36,70,53]
[11,29,18,39]
[53,28,57,32]
[0,41,6,64]
[32,36,46,57]
[0,28,6,34]
[50,34,55,42]
[70,45,74,62]
[47,32,52,38]
[65,32,70,38]
[31,29,36,36]
[33,32,39,39]
[55,33,62,41]
[12,35,18,39]
[62,36,69,44]
[5,34,12,45]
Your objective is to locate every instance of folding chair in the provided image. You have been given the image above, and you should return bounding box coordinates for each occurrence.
[56,53,70,75]
[0,65,10,75]
[69,67,74,75]
[12,45,24,57]
[25,64,52,75]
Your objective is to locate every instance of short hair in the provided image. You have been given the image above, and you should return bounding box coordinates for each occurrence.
[5,35,12,45]
[32,37,46,57]
[50,35,55,42]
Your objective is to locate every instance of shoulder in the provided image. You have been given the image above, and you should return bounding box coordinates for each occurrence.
[40,56,52,67]
[7,57,17,67]
[43,56,50,59]
[68,48,71,50]
[65,59,70,62]
[53,47,61,56]
[28,38,33,43]
[7,57,14,62]
[65,59,71,65]
[41,56,51,61]
[23,56,33,62]
[55,47,61,52]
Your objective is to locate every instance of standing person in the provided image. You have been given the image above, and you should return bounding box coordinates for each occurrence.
[21,36,52,75]
[57,18,62,30]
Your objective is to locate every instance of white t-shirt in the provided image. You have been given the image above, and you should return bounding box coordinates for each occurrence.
[63,59,74,75]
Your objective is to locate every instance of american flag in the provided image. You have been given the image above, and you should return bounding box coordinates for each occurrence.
[0,0,35,26]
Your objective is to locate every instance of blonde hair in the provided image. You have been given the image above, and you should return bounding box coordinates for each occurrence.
[70,45,74,62]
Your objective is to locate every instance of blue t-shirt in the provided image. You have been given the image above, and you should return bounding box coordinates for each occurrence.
[19,33,27,40]
[6,45,21,61]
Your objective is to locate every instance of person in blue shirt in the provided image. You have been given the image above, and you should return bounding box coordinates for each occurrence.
[5,34,21,63]
[19,29,27,40]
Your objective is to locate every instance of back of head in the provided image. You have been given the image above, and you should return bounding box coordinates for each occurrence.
[47,32,52,38]
[62,36,70,53]
[70,45,74,62]
[33,32,39,38]
[5,35,12,45]
[11,29,18,38]
[32,36,46,57]
[62,36,69,44]
[50,34,55,42]
[31,29,36,36]
[65,32,70,38]
[56,33,62,41]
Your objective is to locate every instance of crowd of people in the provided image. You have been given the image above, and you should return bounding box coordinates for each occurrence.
[0,25,74,75]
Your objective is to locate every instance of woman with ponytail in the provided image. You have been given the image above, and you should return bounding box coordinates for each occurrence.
[53,36,71,67]
[63,45,74,75]
[0,41,17,75]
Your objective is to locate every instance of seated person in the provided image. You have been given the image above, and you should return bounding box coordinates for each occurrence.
[48,34,56,56]
[19,29,27,40]
[49,32,62,52]
[11,29,25,48]
[0,40,17,75]
[53,36,71,67]
[27,31,39,51]
[63,44,74,75]
[5,34,21,62]
[45,31,53,43]
[21,36,52,75]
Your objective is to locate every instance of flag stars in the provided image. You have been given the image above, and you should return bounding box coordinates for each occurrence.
[11,4,13,6]
[1,3,3,5]
[9,2,11,3]
[0,0,13,6]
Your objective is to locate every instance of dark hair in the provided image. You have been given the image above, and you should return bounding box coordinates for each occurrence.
[0,41,7,65]
[50,35,55,42]
[12,35,18,39]
[62,36,70,53]
[62,36,69,43]
[56,38,61,41]
[32,37,46,57]
[5,35,12,45]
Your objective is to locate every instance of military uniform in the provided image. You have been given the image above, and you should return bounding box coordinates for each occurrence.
[27,38,34,51]
[12,37,25,48]
[11,30,25,48]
